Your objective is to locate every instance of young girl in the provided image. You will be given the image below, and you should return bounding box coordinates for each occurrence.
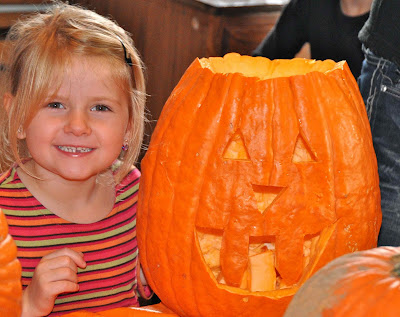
[0,2,151,316]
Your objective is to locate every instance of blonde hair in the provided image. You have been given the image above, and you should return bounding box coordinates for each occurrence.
[0,1,146,183]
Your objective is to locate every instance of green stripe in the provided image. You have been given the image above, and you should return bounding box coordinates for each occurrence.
[21,249,138,279]
[55,281,136,304]
[0,169,26,188]
[3,208,52,216]
[16,218,136,247]
[77,248,138,273]
[116,182,138,203]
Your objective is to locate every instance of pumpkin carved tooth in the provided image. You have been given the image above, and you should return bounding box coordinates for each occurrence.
[197,229,323,292]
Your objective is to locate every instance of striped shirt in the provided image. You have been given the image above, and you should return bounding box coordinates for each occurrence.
[0,166,151,315]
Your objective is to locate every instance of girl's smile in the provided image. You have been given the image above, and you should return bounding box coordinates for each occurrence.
[56,145,95,158]
[57,146,94,154]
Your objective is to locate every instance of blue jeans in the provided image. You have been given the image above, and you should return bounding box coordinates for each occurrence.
[357,48,400,246]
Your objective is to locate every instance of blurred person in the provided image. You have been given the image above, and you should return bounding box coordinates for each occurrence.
[358,0,400,246]
[253,0,372,78]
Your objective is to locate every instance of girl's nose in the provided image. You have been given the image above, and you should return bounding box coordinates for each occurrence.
[64,109,92,136]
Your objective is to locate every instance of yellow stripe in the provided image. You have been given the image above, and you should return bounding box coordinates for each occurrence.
[3,208,52,217]
[116,182,139,202]
[55,281,136,304]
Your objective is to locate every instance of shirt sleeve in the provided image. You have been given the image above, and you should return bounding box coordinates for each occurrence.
[252,0,310,58]
[136,256,154,300]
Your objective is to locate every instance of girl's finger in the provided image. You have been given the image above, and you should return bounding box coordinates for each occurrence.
[42,266,81,284]
[42,248,86,268]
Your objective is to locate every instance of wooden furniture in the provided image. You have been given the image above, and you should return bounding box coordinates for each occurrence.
[0,1,51,29]
[0,1,52,65]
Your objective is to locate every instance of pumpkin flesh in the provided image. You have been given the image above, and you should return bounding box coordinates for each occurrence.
[137,53,381,316]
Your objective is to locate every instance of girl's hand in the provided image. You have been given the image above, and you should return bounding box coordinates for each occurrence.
[21,248,87,317]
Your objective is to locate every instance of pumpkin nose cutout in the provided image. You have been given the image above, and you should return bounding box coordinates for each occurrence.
[252,185,284,214]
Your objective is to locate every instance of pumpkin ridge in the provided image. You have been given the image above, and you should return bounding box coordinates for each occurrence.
[139,65,217,314]
[330,264,396,315]
[329,63,372,139]
[217,75,259,288]
[184,73,247,315]
[0,210,22,316]
[164,71,235,316]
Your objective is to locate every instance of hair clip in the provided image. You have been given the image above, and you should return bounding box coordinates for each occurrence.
[116,36,133,66]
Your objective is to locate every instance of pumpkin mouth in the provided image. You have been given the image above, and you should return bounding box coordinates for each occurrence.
[194,125,336,293]
[199,53,343,80]
[196,228,326,293]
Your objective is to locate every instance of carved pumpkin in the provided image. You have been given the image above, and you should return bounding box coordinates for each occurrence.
[284,246,400,317]
[0,209,22,316]
[137,53,381,316]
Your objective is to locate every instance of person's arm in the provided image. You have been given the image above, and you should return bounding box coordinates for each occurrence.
[252,0,310,58]
[136,257,153,301]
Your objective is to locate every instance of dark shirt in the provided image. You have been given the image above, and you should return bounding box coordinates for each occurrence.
[252,0,369,78]
[358,0,400,68]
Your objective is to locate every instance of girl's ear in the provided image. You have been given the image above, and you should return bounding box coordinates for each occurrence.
[124,123,132,141]
[3,93,26,139]
[17,126,26,140]
[3,93,13,114]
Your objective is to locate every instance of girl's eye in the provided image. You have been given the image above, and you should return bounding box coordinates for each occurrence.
[91,104,111,112]
[47,102,64,109]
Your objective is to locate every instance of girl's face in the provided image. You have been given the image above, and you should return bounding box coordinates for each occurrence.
[20,55,131,182]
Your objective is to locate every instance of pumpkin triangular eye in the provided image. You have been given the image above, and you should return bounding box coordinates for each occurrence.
[223,132,250,161]
[292,135,317,163]
[252,185,284,214]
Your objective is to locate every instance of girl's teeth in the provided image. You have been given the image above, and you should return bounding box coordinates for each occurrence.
[58,146,92,153]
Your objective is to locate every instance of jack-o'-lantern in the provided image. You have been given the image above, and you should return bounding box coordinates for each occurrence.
[137,53,381,316]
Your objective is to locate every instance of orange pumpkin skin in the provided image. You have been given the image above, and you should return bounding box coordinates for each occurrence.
[137,54,381,317]
[60,303,178,316]
[0,209,22,317]
[284,246,400,317]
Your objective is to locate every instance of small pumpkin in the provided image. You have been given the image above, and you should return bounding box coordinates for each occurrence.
[0,209,22,317]
[284,246,400,317]
[137,53,381,316]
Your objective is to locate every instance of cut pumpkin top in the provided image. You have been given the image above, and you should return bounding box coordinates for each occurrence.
[199,53,342,79]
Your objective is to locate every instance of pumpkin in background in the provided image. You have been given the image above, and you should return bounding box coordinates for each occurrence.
[137,53,381,317]
[0,209,22,316]
[284,246,400,317]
